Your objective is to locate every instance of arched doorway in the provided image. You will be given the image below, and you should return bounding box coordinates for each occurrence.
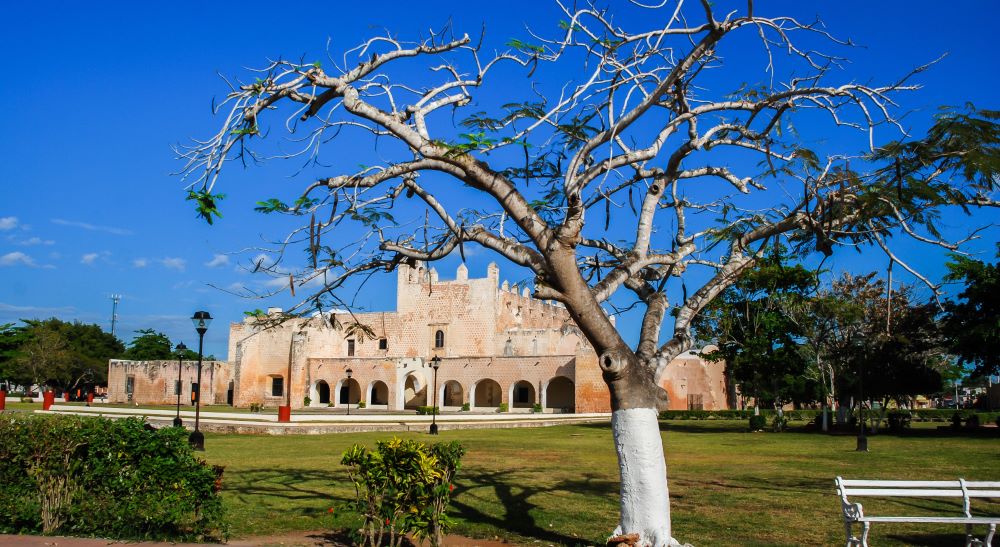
[368,380,389,407]
[473,379,502,409]
[509,380,536,409]
[403,373,426,410]
[315,380,330,405]
[544,376,575,412]
[441,380,464,407]
[337,378,361,407]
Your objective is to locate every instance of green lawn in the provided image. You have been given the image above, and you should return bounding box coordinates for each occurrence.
[194,420,999,546]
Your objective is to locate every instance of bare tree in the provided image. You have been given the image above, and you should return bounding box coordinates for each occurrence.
[178,2,998,544]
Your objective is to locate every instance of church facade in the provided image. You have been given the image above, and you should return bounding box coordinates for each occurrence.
[109,262,730,413]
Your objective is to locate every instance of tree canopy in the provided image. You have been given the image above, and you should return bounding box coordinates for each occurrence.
[943,249,1000,376]
[179,2,999,544]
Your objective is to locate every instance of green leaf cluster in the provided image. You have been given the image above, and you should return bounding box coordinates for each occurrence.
[341,437,465,547]
[186,189,225,225]
[0,414,226,540]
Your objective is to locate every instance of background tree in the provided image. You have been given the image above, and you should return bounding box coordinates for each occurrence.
[122,329,174,360]
[942,249,1000,377]
[694,246,820,414]
[16,319,124,394]
[179,2,999,544]
[0,323,28,391]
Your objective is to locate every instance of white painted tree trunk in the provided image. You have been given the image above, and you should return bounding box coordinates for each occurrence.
[611,408,689,547]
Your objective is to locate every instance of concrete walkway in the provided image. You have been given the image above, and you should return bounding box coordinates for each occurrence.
[40,405,610,434]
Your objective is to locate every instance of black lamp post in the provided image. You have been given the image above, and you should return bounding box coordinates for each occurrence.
[173,342,187,427]
[345,368,353,416]
[189,311,211,451]
[429,355,441,435]
[856,356,868,452]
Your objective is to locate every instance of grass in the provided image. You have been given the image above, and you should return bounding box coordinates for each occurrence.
[192,420,999,546]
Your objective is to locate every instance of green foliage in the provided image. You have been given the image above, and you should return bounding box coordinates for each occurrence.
[416,406,439,415]
[341,437,465,547]
[505,38,545,54]
[943,249,1000,376]
[186,188,225,225]
[748,415,767,431]
[693,245,821,408]
[122,329,173,360]
[531,403,543,413]
[0,414,226,540]
[497,402,508,413]
[357,400,366,409]
[886,411,912,432]
[254,198,289,214]
[460,402,470,412]
[303,396,312,407]
[13,318,124,391]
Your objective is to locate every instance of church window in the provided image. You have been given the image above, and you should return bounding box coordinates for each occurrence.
[347,339,355,356]
[378,338,388,350]
[271,376,284,397]
[434,330,445,348]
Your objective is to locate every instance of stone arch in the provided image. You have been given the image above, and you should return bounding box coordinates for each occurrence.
[367,380,389,407]
[401,372,427,410]
[441,380,464,408]
[542,376,575,412]
[314,380,330,406]
[335,378,361,407]
[472,378,502,409]
[508,380,536,409]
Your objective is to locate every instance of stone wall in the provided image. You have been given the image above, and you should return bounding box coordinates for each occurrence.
[107,360,230,406]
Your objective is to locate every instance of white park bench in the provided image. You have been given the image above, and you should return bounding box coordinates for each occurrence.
[836,477,1000,546]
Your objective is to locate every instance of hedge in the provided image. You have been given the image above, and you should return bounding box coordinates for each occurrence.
[0,414,226,541]
[658,408,1000,425]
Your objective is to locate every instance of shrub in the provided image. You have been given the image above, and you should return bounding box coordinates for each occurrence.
[248,402,263,413]
[416,406,439,415]
[342,437,465,547]
[357,401,366,409]
[303,396,312,407]
[965,414,980,428]
[748,415,767,431]
[461,402,470,412]
[887,411,912,432]
[0,414,226,540]
[531,403,543,413]
[497,403,508,413]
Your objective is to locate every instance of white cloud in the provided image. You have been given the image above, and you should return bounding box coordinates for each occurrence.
[0,217,18,230]
[51,218,133,236]
[0,302,75,314]
[0,251,36,267]
[19,237,54,246]
[80,253,100,265]
[205,254,229,268]
[133,258,148,268]
[161,257,186,271]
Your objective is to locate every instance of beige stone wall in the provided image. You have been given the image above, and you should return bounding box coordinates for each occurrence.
[143,261,730,415]
[107,360,230,405]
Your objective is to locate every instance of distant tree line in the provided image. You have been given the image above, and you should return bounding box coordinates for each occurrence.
[692,246,999,420]
[0,321,214,394]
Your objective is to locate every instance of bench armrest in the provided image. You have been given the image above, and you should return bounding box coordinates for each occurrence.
[842,501,864,521]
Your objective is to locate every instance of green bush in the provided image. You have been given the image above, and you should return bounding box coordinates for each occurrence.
[531,403,543,413]
[0,414,226,540]
[342,437,465,547]
[416,406,439,415]
[748,415,767,431]
[303,396,312,407]
[461,402,470,412]
[248,402,263,413]
[497,403,508,413]
[887,411,912,432]
[357,401,366,409]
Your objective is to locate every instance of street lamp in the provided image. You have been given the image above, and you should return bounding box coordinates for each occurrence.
[173,342,187,428]
[429,355,441,435]
[189,311,211,451]
[345,368,353,416]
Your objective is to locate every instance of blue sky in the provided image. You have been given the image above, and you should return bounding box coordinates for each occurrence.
[1,1,997,359]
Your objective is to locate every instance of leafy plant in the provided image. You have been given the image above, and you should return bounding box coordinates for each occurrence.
[497,402,508,413]
[341,437,465,547]
[460,402,470,412]
[748,415,767,432]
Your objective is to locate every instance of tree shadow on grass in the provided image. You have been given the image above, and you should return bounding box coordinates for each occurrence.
[886,532,985,546]
[224,467,351,511]
[450,468,617,545]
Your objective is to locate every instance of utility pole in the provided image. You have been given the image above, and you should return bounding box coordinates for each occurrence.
[109,294,121,337]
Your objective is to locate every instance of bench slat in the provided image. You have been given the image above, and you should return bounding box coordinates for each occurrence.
[839,479,1000,488]
[840,488,1000,498]
[858,517,1000,524]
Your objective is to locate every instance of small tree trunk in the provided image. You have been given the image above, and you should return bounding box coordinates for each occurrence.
[611,407,685,547]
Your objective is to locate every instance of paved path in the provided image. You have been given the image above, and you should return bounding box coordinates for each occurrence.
[38,405,610,435]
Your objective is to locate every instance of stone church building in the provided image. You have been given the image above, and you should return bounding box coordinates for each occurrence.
[108,262,729,413]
